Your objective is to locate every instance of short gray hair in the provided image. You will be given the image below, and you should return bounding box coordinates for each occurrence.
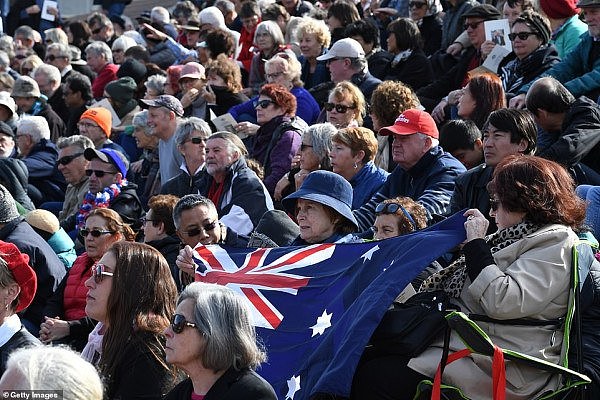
[57,135,94,151]
[17,116,50,143]
[144,75,166,95]
[303,123,336,170]
[4,346,103,399]
[33,64,61,85]
[46,43,71,62]
[173,194,216,230]
[132,110,152,135]
[254,20,285,47]
[178,282,267,371]
[151,6,171,24]
[208,131,248,157]
[350,57,368,73]
[175,117,212,147]
[85,41,113,64]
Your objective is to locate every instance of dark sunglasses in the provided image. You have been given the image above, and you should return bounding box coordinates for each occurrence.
[508,31,537,41]
[254,99,275,109]
[57,152,83,166]
[80,228,115,238]
[171,314,197,334]
[409,1,427,8]
[188,137,206,145]
[140,216,157,225]
[489,198,500,211]
[85,169,116,178]
[375,202,417,230]
[15,54,27,60]
[300,143,313,151]
[324,102,356,113]
[92,263,114,284]
[181,221,218,237]
[463,21,484,30]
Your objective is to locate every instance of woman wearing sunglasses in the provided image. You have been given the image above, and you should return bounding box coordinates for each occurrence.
[164,282,276,399]
[325,81,365,129]
[353,155,586,399]
[372,197,427,240]
[331,127,388,209]
[83,241,179,399]
[248,83,306,197]
[39,208,134,352]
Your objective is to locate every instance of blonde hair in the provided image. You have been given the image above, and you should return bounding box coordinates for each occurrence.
[329,81,366,125]
[297,18,331,49]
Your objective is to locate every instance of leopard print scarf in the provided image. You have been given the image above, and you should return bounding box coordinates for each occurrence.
[419,221,542,297]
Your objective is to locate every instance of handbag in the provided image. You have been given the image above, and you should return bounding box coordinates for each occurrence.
[369,290,457,358]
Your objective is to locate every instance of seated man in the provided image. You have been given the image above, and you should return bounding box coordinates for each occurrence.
[439,119,484,170]
[77,107,127,156]
[353,109,466,231]
[15,116,66,206]
[60,148,143,233]
[197,132,274,236]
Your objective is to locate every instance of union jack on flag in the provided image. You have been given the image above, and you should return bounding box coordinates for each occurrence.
[193,212,467,400]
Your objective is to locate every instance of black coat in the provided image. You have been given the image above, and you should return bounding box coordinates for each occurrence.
[164,368,276,400]
[161,168,207,199]
[385,48,433,92]
[420,14,443,57]
[0,158,35,211]
[0,218,67,328]
[0,326,40,376]
[146,235,181,290]
[449,164,496,233]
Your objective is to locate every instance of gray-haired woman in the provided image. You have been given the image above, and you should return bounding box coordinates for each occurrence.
[144,75,167,100]
[160,117,212,198]
[273,123,336,202]
[247,21,287,96]
[163,282,277,400]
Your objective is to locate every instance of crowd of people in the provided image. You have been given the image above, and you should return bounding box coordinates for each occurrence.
[0,0,598,398]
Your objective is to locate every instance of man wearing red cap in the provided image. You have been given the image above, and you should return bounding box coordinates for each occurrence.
[353,109,466,231]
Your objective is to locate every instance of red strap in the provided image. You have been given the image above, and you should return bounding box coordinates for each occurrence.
[431,346,506,400]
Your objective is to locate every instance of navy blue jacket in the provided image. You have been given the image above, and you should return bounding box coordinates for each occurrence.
[21,139,66,204]
[353,146,466,231]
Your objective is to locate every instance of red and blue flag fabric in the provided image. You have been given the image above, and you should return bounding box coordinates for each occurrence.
[193,212,466,399]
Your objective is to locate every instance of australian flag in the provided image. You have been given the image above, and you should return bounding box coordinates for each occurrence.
[192,212,467,400]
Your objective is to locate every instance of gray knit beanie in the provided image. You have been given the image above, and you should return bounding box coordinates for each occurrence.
[0,184,19,223]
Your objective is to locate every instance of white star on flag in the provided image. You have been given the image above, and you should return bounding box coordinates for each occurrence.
[360,245,380,262]
[310,309,333,337]
[286,375,301,399]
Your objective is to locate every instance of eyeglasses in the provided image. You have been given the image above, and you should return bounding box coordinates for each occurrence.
[85,169,117,178]
[91,26,104,35]
[77,122,100,130]
[140,217,157,225]
[324,102,356,113]
[463,20,485,30]
[254,99,275,109]
[187,137,206,145]
[180,221,218,237]
[300,143,313,151]
[265,71,284,80]
[508,32,537,41]
[80,228,115,238]
[15,54,27,60]
[408,1,427,8]
[92,263,114,284]
[375,202,417,230]
[489,198,500,211]
[112,48,124,53]
[57,152,83,166]
[170,314,197,334]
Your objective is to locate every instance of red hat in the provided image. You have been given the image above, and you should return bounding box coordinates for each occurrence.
[0,241,37,313]
[379,109,439,139]
[540,0,579,19]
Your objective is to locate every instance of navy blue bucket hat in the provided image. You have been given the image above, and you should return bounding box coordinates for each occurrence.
[282,170,358,229]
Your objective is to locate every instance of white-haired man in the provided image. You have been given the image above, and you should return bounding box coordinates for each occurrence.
[33,64,68,124]
[85,41,118,99]
[16,116,66,205]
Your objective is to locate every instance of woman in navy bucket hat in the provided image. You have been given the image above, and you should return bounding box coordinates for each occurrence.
[282,170,360,245]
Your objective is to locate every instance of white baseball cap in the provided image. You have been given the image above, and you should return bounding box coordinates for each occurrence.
[316,38,365,61]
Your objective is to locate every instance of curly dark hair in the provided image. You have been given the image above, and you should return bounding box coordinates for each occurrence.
[487,155,586,229]
[259,83,297,116]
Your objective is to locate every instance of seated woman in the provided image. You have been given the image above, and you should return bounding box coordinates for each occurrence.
[229,52,321,126]
[0,241,40,376]
[204,54,249,117]
[325,81,366,129]
[408,0,443,57]
[273,123,336,202]
[39,208,135,351]
[247,21,287,96]
[248,83,304,196]
[499,10,559,101]
[164,282,277,399]
[352,155,586,399]
[83,241,179,399]
[331,127,389,209]
[384,18,433,91]
[282,170,360,245]
[456,72,506,129]
[297,18,331,90]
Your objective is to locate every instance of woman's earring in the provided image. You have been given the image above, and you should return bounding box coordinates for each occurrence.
[353,162,358,169]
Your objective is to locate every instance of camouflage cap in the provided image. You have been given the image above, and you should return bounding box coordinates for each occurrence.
[11,76,41,98]
[141,95,184,117]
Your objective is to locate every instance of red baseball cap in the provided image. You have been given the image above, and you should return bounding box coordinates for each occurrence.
[379,109,439,139]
